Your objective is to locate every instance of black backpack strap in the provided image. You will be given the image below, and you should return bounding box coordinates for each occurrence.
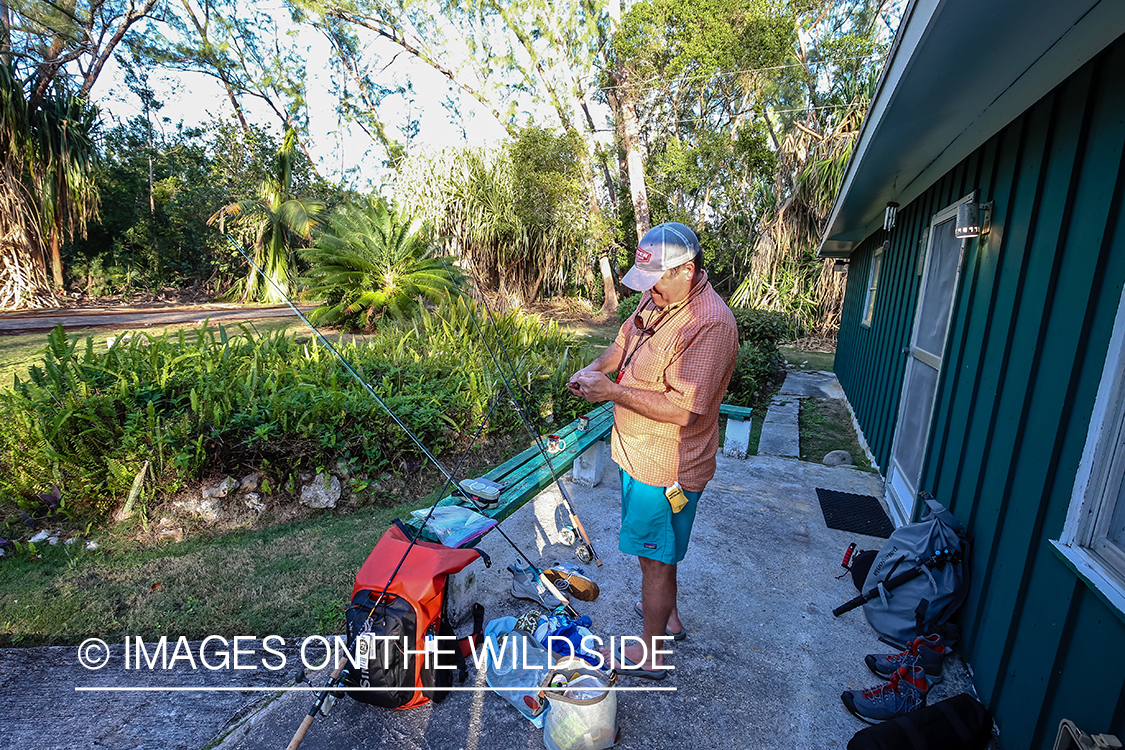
[915,598,930,636]
[933,536,973,637]
[458,603,486,658]
[438,594,469,685]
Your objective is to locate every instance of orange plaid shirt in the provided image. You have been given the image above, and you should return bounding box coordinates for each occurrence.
[611,273,739,491]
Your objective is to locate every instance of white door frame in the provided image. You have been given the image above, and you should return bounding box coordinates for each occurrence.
[885,192,975,526]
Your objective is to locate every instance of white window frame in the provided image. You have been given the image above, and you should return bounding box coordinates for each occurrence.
[1053,280,1125,618]
[861,241,886,328]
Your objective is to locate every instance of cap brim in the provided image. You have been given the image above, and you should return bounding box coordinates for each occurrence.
[621,265,663,291]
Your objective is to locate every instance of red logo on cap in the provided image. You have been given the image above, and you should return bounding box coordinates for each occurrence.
[635,246,652,263]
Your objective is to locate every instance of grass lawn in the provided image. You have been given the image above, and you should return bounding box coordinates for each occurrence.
[0,502,427,647]
[779,345,835,372]
[799,397,875,472]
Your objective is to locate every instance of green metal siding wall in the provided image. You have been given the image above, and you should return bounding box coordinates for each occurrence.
[835,37,1125,749]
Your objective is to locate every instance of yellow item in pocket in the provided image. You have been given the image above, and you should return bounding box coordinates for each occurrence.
[665,482,689,513]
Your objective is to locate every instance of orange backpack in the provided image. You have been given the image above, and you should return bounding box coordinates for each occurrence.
[343,521,487,709]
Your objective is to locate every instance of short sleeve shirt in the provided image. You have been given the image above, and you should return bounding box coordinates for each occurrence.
[611,274,739,492]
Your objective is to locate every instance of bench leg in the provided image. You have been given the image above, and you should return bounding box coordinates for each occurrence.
[723,419,752,459]
[571,440,607,487]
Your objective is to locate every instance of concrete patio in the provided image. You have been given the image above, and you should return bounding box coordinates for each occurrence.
[1,371,986,750]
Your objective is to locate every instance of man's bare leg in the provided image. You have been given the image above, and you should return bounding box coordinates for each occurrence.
[620,557,677,669]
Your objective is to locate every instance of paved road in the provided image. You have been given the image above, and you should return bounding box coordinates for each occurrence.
[0,304,313,336]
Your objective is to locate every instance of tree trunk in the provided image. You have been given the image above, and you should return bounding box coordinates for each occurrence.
[50,227,63,288]
[599,255,618,317]
[578,97,616,208]
[616,64,650,242]
[0,1,10,66]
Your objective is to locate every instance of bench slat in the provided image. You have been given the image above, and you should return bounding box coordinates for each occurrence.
[719,403,753,421]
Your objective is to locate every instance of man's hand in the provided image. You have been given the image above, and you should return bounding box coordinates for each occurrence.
[571,370,616,403]
[566,368,590,398]
[568,343,625,400]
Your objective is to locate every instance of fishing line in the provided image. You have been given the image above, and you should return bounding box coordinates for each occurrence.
[223,234,581,617]
[446,259,602,566]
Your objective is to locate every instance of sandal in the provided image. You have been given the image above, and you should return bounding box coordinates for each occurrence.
[614,643,668,680]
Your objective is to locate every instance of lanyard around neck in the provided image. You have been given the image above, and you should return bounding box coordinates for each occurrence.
[615,296,687,384]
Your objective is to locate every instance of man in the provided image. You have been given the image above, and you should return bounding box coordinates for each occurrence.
[567,222,738,679]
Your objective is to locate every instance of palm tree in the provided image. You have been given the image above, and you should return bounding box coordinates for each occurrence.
[0,63,99,309]
[32,94,100,289]
[395,133,590,307]
[209,128,323,303]
[299,198,463,330]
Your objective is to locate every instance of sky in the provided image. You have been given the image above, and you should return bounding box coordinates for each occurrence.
[92,6,519,191]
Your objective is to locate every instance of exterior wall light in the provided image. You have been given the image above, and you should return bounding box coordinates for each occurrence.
[884,202,899,232]
[955,201,993,238]
[833,259,848,275]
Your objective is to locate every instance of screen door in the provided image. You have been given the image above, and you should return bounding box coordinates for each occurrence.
[885,198,969,525]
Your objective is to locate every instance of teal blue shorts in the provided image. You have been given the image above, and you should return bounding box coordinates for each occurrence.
[618,469,702,564]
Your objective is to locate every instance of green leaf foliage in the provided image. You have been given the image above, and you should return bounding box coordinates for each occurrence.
[0,313,582,520]
[300,198,463,330]
[726,308,790,406]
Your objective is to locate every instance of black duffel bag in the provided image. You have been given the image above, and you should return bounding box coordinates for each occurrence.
[848,693,992,750]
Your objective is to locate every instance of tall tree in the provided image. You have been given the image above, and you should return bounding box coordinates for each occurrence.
[139,0,326,180]
[209,129,325,303]
[285,0,623,309]
[0,0,156,307]
[728,0,898,335]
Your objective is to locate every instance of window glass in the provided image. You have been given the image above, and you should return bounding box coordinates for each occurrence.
[862,246,883,327]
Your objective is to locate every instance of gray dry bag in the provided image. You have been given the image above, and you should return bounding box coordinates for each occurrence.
[861,493,970,646]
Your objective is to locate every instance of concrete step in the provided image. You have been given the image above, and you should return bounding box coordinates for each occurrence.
[757,395,800,457]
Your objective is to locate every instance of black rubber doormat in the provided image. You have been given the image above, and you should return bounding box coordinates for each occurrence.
[815,488,894,538]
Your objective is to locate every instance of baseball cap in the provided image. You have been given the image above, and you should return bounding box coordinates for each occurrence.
[620,222,701,291]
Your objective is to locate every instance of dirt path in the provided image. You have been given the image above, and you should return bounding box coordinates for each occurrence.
[0,304,313,336]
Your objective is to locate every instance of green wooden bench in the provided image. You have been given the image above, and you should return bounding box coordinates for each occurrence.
[407,400,753,543]
[719,403,754,458]
[719,403,753,421]
[406,402,614,543]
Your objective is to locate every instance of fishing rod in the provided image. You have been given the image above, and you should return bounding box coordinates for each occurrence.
[221,234,581,617]
[449,260,602,567]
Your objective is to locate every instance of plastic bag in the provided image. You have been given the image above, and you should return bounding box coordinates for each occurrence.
[533,610,602,667]
[481,617,553,728]
[411,505,497,548]
[543,658,618,750]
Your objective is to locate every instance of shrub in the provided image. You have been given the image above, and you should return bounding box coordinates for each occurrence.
[299,199,463,331]
[616,293,643,324]
[725,308,789,407]
[0,308,581,520]
[732,307,792,352]
[725,341,783,407]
